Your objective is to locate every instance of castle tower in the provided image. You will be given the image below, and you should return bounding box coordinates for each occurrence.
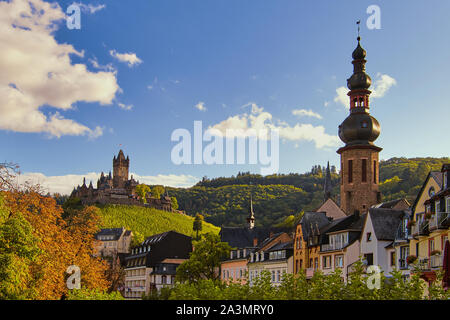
[113,150,129,188]
[337,35,382,215]
[247,195,255,229]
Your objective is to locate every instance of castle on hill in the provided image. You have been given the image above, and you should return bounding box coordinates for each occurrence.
[70,150,172,211]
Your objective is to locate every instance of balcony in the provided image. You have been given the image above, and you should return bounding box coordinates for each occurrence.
[411,220,429,238]
[321,242,348,252]
[429,255,443,269]
[429,212,449,231]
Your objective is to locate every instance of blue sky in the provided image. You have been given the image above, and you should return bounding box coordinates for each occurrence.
[2,0,449,193]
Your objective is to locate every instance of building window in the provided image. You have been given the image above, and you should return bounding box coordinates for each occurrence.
[390,251,396,267]
[323,255,331,269]
[373,160,377,184]
[335,255,344,268]
[364,253,373,266]
[348,160,353,183]
[271,271,275,282]
[314,258,318,269]
[309,258,313,268]
[362,159,367,182]
[366,232,372,242]
[429,238,435,257]
[446,197,450,213]
[435,202,440,213]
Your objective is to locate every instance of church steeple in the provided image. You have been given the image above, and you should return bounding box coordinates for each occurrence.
[337,31,383,215]
[247,195,255,229]
[324,161,332,201]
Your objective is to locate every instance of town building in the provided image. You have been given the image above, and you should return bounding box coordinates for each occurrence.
[123,231,192,299]
[220,197,292,284]
[317,212,365,281]
[359,208,410,277]
[410,164,449,284]
[70,150,172,211]
[247,232,293,286]
[93,227,133,258]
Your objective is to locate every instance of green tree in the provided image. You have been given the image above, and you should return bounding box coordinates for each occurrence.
[135,184,151,204]
[176,233,231,283]
[171,196,179,210]
[0,195,41,299]
[193,213,203,240]
[131,230,145,247]
[67,287,124,300]
[152,185,165,199]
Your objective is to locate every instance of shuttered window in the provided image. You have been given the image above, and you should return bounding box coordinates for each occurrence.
[348,160,353,183]
[362,159,367,182]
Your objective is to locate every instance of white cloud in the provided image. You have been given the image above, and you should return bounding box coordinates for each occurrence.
[334,86,349,107]
[209,103,339,149]
[17,172,199,195]
[195,101,207,112]
[0,0,119,138]
[73,2,106,14]
[118,103,133,111]
[333,73,397,108]
[110,49,142,67]
[371,73,397,98]
[292,109,323,120]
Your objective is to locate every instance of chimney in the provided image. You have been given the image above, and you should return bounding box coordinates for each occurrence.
[269,231,274,238]
[253,237,258,247]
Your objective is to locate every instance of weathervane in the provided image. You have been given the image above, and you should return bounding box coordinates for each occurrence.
[357,20,361,40]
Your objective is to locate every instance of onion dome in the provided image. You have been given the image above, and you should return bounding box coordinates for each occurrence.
[338,110,380,146]
[347,37,372,90]
[352,37,366,59]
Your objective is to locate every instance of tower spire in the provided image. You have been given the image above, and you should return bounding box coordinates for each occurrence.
[324,161,332,201]
[247,194,255,229]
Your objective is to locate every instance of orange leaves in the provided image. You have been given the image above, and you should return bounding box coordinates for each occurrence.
[4,191,110,299]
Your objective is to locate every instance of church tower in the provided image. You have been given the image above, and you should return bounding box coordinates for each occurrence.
[337,35,382,215]
[113,150,129,188]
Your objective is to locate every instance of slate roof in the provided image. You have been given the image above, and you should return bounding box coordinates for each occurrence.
[219,226,291,248]
[372,198,410,209]
[267,240,293,252]
[298,212,331,241]
[95,228,125,241]
[368,208,406,241]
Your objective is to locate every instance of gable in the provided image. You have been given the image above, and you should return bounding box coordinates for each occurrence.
[316,198,347,219]
[412,172,442,216]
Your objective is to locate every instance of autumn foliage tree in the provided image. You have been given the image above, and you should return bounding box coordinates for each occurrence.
[2,177,110,299]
